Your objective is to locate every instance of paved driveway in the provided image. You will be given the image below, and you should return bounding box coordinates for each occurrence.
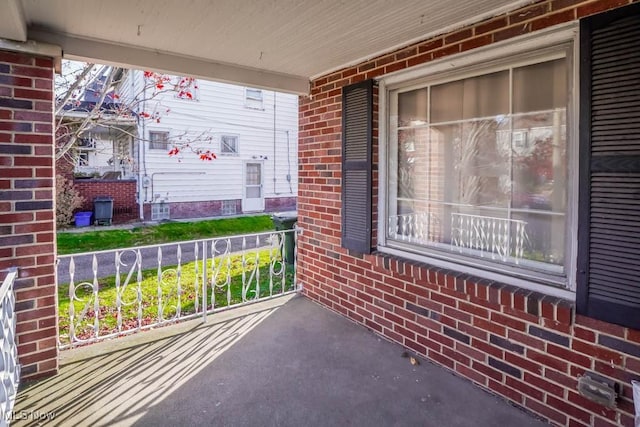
[14,295,547,426]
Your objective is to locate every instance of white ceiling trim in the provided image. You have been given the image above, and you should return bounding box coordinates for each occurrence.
[309,0,536,80]
[28,27,310,95]
[0,37,61,71]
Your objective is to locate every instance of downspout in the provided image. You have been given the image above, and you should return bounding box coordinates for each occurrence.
[139,71,148,220]
[273,91,277,194]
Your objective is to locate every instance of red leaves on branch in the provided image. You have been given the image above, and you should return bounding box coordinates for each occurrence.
[168,147,180,156]
[198,150,217,161]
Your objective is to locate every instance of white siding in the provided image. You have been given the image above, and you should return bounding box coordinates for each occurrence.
[129,72,298,207]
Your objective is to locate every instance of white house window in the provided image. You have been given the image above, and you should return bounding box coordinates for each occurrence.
[385,47,571,285]
[77,151,90,167]
[220,135,238,155]
[149,131,170,150]
[245,88,264,109]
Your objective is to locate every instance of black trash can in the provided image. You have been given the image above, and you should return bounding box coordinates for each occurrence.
[94,196,114,226]
[271,211,298,265]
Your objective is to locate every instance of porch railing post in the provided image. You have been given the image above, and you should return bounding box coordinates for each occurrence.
[202,240,207,323]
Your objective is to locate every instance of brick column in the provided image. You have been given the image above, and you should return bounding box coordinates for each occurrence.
[0,49,58,379]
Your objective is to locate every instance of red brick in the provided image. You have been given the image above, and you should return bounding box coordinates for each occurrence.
[474,16,508,34]
[509,3,550,24]
[418,38,444,53]
[0,51,33,65]
[444,28,473,44]
[525,372,566,397]
[456,364,487,385]
[526,349,568,373]
[551,0,585,11]
[429,349,455,369]
[547,343,592,368]
[490,312,527,332]
[505,376,544,401]
[531,9,577,31]
[525,397,567,425]
[546,395,592,425]
[571,339,623,365]
[472,360,503,382]
[577,0,631,18]
[14,88,51,100]
[573,326,596,342]
[493,23,532,43]
[488,379,523,404]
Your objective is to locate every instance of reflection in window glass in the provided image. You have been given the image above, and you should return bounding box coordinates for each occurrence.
[388,56,568,274]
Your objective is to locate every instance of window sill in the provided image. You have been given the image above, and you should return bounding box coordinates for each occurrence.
[376,244,575,301]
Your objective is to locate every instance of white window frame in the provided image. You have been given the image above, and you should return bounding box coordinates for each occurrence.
[377,24,579,300]
[220,135,239,155]
[244,88,264,109]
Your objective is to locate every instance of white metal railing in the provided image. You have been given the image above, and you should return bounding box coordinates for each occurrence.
[0,268,20,425]
[56,229,300,349]
[451,213,527,262]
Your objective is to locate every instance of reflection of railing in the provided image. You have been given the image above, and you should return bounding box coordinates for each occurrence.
[0,268,20,423]
[451,213,527,262]
[388,212,441,244]
[56,229,300,349]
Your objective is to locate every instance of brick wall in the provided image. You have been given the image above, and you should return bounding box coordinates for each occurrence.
[0,49,58,379]
[299,1,640,425]
[142,196,296,221]
[265,196,297,212]
[74,179,138,223]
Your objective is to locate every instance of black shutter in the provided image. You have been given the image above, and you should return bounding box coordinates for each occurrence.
[341,80,373,253]
[577,3,640,329]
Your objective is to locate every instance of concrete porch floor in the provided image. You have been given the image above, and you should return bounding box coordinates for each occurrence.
[14,295,547,426]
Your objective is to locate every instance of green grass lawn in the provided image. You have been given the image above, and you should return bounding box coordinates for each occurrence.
[57,215,275,255]
[58,249,295,345]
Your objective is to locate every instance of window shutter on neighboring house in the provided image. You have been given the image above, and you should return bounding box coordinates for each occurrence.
[577,3,640,329]
[341,80,373,254]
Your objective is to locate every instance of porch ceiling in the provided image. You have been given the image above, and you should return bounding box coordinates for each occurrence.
[1,0,530,94]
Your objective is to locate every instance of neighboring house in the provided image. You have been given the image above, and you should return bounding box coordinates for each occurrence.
[120,71,298,221]
[57,103,136,180]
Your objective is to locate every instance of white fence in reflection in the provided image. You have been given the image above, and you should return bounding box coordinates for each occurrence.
[451,213,526,262]
[388,212,527,262]
[0,268,19,425]
[388,212,442,244]
[56,229,299,349]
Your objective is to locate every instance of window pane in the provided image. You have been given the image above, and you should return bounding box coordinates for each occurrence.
[513,59,567,113]
[512,111,567,213]
[398,88,428,126]
[462,71,509,119]
[246,164,261,185]
[514,211,564,267]
[430,81,463,123]
[431,71,508,123]
[246,186,261,198]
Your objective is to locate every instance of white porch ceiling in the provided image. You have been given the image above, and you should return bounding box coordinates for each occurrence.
[1,0,532,94]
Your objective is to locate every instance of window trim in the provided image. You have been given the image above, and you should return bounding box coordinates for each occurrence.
[377,24,578,300]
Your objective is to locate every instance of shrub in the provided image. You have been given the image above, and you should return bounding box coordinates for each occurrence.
[56,174,85,228]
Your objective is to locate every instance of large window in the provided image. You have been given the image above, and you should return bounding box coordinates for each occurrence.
[385,48,571,285]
